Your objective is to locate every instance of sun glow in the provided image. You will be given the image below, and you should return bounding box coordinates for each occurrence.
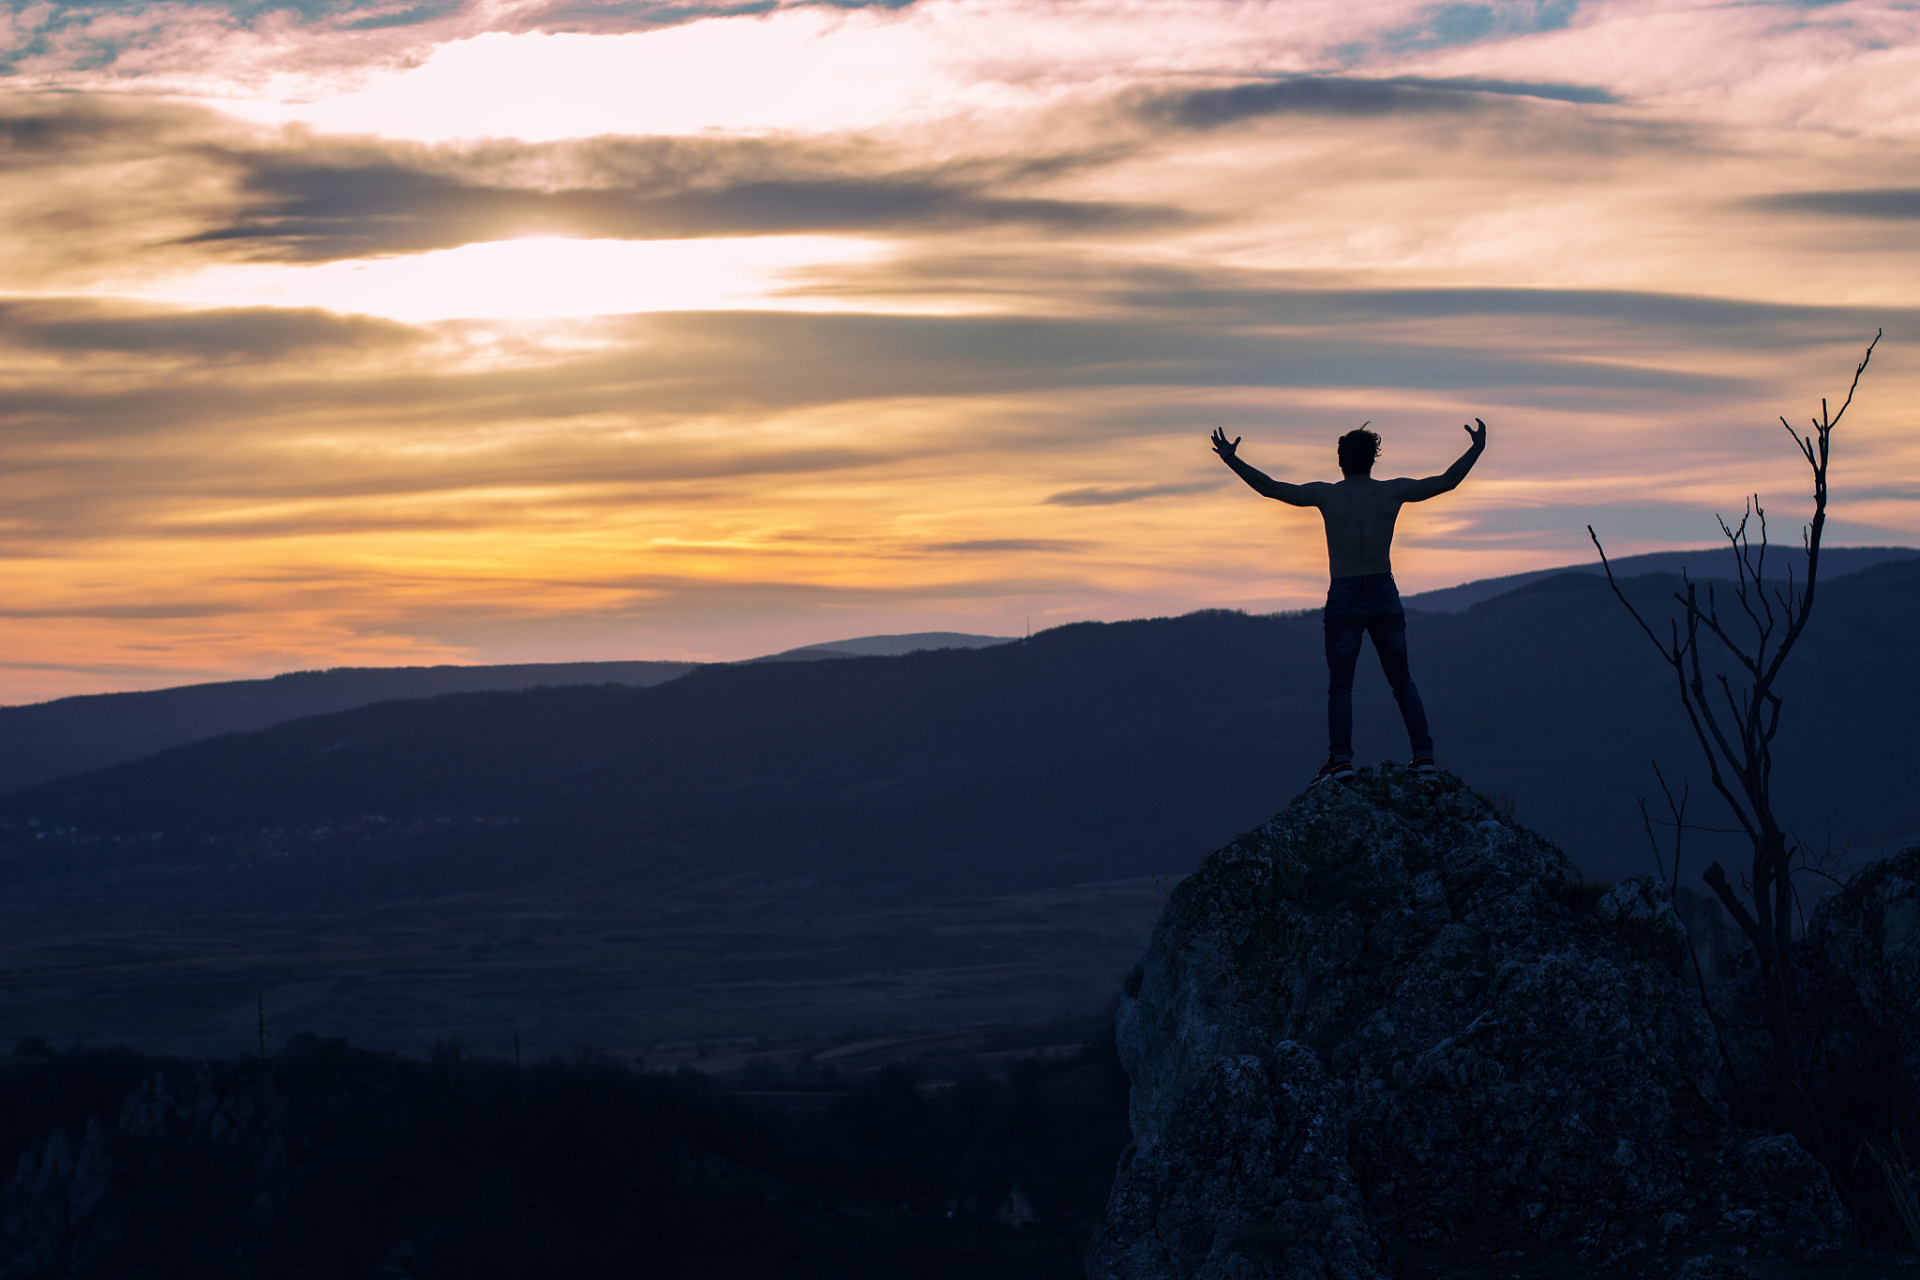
[123,236,892,322]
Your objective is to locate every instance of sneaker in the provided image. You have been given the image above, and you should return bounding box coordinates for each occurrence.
[1409,755,1438,776]
[1311,758,1356,786]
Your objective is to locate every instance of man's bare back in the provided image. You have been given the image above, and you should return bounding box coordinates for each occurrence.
[1210,420,1486,577]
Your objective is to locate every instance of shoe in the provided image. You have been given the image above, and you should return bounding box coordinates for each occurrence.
[1409,755,1438,776]
[1312,758,1356,786]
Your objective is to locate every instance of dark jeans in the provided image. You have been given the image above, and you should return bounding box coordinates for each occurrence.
[1324,572,1432,763]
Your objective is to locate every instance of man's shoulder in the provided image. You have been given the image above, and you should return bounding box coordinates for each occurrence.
[1280,478,1335,503]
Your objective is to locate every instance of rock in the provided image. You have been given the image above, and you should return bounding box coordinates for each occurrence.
[1094,1044,1383,1280]
[0,1116,114,1280]
[1088,763,1848,1279]
[1800,845,1920,1128]
[1705,845,1920,1251]
[0,1063,292,1280]
[1667,1255,1760,1280]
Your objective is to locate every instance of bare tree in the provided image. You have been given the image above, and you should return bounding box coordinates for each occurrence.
[1586,330,1879,1129]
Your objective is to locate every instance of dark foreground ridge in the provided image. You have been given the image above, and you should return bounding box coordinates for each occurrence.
[1090,765,1885,1280]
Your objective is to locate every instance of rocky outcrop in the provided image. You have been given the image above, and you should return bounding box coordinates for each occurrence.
[0,1059,291,1280]
[1088,764,1848,1279]
[1705,844,1920,1250]
[0,1061,290,1280]
[1798,845,1920,1129]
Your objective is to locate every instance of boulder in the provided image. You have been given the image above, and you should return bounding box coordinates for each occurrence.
[1799,845,1920,1126]
[1705,845,1920,1251]
[1088,763,1848,1279]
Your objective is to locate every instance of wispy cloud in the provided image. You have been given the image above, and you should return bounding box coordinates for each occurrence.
[1131,73,1614,130]
[0,298,419,359]
[1750,189,1920,221]
[183,145,1180,261]
[923,539,1086,552]
[1044,481,1226,506]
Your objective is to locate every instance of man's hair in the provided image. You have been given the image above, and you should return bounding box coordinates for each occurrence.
[1337,425,1381,474]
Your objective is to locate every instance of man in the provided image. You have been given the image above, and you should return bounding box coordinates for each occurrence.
[1210,419,1487,785]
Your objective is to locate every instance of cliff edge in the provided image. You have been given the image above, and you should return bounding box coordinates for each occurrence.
[1088,763,1847,1280]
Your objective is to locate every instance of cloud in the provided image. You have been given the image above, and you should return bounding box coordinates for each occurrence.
[0,0,448,81]
[1043,480,1225,506]
[0,96,1170,290]
[0,603,237,619]
[9,277,1847,575]
[2,280,1911,700]
[0,96,203,163]
[1103,280,1904,349]
[4,0,1919,699]
[6,284,1857,450]
[0,299,421,361]
[508,0,783,36]
[342,0,467,30]
[1377,0,1578,54]
[1750,189,1920,221]
[1132,73,1615,130]
[1457,502,1726,543]
[923,539,1085,552]
[184,148,1181,260]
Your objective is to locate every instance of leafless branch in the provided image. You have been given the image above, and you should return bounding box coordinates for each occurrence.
[1591,332,1880,1147]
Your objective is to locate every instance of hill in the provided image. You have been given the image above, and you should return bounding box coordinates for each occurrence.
[1,561,1913,1061]
[1400,543,1916,612]
[11,551,1911,799]
[0,633,1014,795]
[0,660,697,796]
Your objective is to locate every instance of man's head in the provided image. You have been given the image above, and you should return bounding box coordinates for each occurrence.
[1337,425,1381,476]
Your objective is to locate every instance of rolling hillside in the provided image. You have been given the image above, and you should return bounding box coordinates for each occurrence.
[2,561,1912,1060]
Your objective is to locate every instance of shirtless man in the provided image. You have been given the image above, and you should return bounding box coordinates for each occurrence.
[1211,419,1486,785]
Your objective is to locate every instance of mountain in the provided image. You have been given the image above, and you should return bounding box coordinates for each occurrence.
[0,660,697,796]
[744,631,1015,663]
[12,548,1912,798]
[13,561,1911,880]
[0,560,1913,1061]
[1399,543,1918,612]
[0,633,1014,795]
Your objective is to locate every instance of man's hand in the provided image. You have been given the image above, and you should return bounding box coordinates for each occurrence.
[1463,418,1487,450]
[1211,428,1242,464]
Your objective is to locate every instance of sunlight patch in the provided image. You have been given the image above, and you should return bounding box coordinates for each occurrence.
[116,235,891,321]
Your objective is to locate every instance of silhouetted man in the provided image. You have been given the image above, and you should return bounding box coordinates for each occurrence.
[1211,419,1486,785]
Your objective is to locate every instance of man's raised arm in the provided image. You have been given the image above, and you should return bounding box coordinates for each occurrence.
[1399,418,1487,503]
[1210,429,1324,507]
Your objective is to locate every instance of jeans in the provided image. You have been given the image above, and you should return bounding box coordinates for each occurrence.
[1324,572,1432,763]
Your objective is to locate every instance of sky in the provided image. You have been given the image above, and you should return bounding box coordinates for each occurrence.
[1,0,1916,703]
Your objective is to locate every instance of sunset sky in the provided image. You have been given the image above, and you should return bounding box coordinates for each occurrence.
[2,0,1916,703]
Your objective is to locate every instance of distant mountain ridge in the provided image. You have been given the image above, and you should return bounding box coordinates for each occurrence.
[2,559,1914,1059]
[0,633,1014,795]
[741,631,1015,663]
[0,660,696,797]
[10,560,1917,883]
[1400,544,1918,612]
[4,552,1911,796]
